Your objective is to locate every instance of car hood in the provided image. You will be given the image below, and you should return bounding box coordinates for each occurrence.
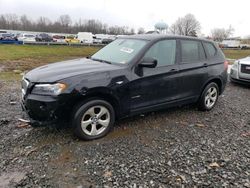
[239,56,250,65]
[25,58,124,83]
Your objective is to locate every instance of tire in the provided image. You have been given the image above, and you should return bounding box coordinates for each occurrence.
[198,82,219,111]
[72,99,115,140]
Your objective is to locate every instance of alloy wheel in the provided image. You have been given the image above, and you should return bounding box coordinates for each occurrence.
[205,86,218,109]
[81,105,110,136]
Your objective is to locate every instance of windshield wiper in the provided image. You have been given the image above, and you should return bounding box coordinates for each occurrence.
[90,57,112,64]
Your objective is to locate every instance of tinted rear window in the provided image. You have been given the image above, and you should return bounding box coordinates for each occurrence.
[204,42,217,57]
[181,40,205,63]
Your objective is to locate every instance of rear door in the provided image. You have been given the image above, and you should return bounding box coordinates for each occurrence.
[130,39,181,110]
[178,39,208,100]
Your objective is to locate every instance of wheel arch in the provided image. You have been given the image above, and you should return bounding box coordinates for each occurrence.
[200,77,223,96]
[72,87,121,119]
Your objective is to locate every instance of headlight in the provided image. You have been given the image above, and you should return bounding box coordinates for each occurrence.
[232,60,239,69]
[32,83,67,95]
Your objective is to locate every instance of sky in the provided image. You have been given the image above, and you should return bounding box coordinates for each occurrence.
[0,0,250,37]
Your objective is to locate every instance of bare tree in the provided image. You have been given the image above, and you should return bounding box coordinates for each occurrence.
[0,15,7,28]
[129,28,135,35]
[0,13,136,35]
[58,15,72,27]
[4,14,19,30]
[20,15,32,30]
[36,17,51,32]
[57,14,72,32]
[170,14,201,37]
[137,27,145,34]
[211,26,235,42]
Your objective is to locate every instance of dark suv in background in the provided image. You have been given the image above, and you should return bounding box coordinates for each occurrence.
[35,33,53,42]
[21,35,228,140]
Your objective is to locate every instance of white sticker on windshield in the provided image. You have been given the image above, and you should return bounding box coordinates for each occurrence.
[120,47,134,54]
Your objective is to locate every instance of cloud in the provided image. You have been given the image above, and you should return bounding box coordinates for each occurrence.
[0,0,250,37]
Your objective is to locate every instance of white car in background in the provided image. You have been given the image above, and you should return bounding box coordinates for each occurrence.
[18,33,36,42]
[230,56,250,85]
[52,35,66,43]
[77,32,93,44]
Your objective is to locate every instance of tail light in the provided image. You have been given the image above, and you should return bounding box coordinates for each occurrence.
[224,60,229,70]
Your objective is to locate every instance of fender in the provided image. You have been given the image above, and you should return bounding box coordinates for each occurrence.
[77,86,124,118]
[199,76,223,96]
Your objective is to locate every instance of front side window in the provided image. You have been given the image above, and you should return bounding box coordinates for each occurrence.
[143,40,176,67]
[91,39,147,64]
[181,40,205,63]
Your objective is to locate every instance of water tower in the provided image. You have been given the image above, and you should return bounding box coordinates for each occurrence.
[154,21,168,34]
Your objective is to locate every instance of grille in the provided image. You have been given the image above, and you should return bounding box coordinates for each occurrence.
[241,64,250,74]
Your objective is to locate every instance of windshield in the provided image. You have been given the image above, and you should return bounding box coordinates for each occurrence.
[91,38,147,64]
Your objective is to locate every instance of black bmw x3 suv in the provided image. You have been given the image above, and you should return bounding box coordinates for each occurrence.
[21,35,228,140]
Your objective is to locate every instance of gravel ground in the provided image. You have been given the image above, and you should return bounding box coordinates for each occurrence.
[0,80,249,188]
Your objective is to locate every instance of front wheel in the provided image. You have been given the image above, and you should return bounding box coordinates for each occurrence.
[72,100,115,140]
[198,82,219,111]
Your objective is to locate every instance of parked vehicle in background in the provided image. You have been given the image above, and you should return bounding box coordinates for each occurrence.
[145,31,160,34]
[77,32,93,44]
[102,38,113,44]
[230,56,250,85]
[239,44,250,49]
[101,35,116,44]
[18,33,36,42]
[0,33,17,40]
[93,35,103,44]
[13,33,20,40]
[65,35,80,43]
[93,34,115,44]
[221,39,241,48]
[35,33,53,42]
[21,35,228,140]
[52,35,66,43]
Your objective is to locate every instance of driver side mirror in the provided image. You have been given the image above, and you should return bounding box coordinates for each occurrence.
[138,57,157,68]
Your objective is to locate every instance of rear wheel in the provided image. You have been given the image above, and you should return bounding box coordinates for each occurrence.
[72,100,115,140]
[198,82,219,111]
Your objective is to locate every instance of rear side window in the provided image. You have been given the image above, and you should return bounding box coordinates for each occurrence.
[181,40,205,63]
[144,40,176,67]
[204,42,217,57]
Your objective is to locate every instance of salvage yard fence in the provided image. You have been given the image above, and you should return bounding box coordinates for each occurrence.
[0,40,248,50]
[0,40,105,47]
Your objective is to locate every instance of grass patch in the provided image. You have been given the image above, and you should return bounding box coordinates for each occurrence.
[0,72,22,81]
[0,44,100,71]
[223,49,250,60]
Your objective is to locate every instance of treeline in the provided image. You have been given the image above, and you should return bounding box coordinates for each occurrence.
[0,14,136,35]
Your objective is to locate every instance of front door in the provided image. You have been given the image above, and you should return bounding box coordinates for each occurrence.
[130,39,181,110]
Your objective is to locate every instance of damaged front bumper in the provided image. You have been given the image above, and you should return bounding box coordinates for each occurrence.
[21,94,69,126]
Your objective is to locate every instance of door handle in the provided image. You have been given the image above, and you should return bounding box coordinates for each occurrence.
[169,68,178,72]
[203,63,208,67]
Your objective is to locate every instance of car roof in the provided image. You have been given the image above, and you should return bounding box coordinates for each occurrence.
[119,34,214,43]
